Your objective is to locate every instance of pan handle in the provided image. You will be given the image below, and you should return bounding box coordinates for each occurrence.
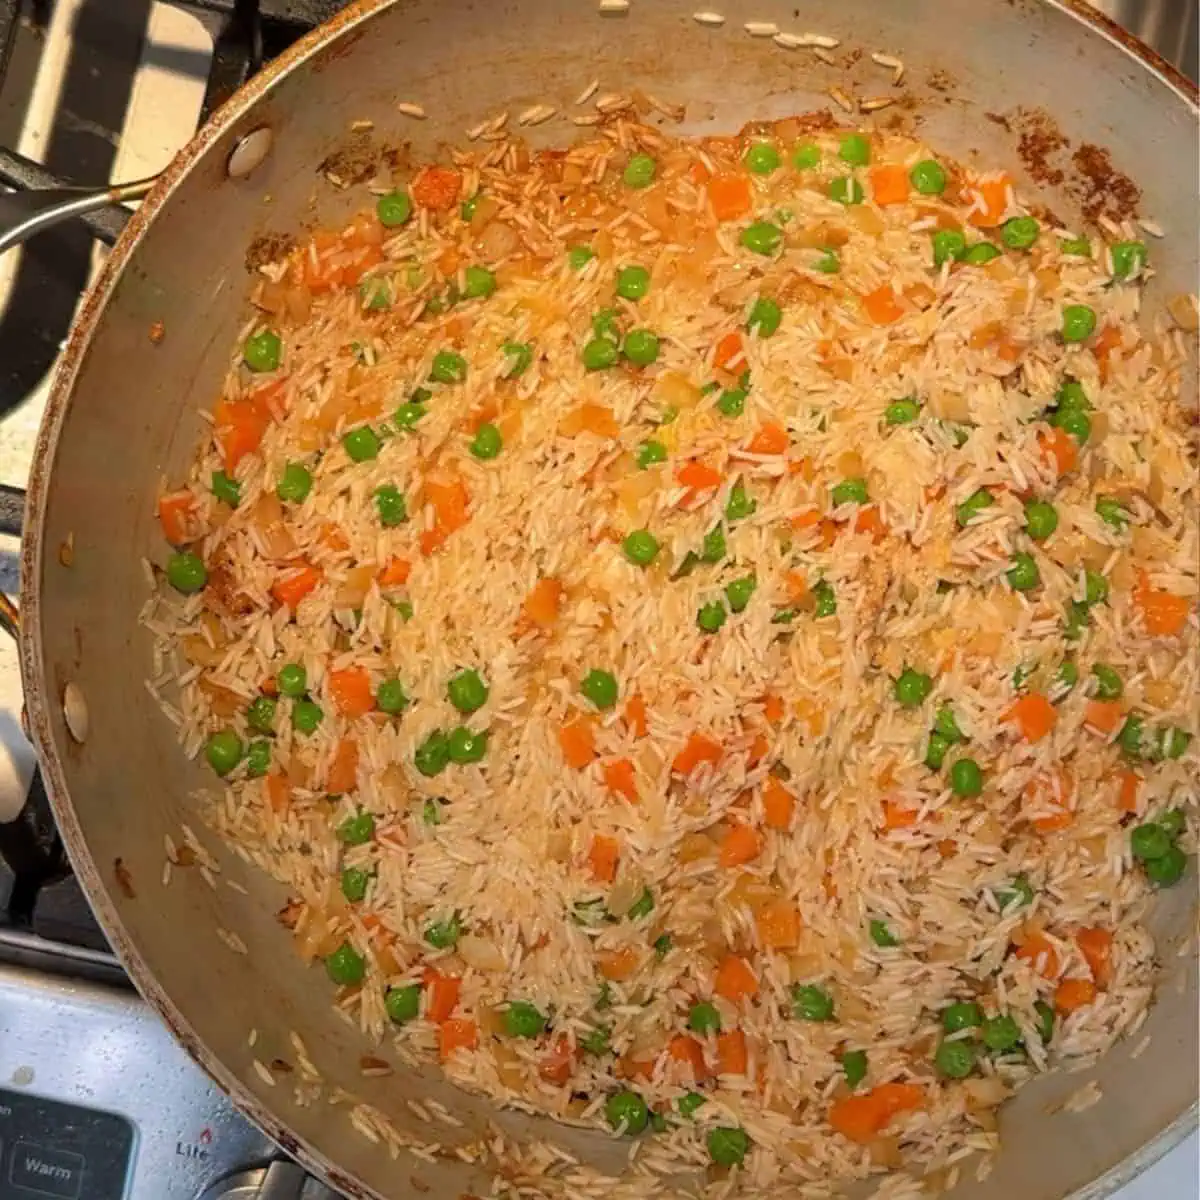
[0,175,158,256]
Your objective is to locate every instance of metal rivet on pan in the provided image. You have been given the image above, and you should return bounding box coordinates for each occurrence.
[63,682,89,744]
[226,127,273,180]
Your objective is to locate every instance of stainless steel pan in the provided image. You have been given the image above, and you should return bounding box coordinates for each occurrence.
[12,1,1198,1196]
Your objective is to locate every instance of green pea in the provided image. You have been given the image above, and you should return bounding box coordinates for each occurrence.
[342,426,381,463]
[211,470,241,507]
[869,919,899,948]
[1056,659,1079,691]
[1024,500,1058,541]
[624,153,657,189]
[463,265,496,299]
[469,422,503,460]
[700,524,726,563]
[932,229,968,267]
[376,190,412,227]
[325,942,365,986]
[204,730,243,776]
[688,1001,722,1035]
[243,329,281,372]
[374,484,408,526]
[725,481,756,521]
[582,338,619,370]
[504,1001,548,1038]
[592,307,621,343]
[934,705,964,742]
[1084,570,1109,606]
[740,220,784,255]
[697,600,727,634]
[568,244,595,271]
[616,266,651,303]
[925,731,951,770]
[1159,810,1186,839]
[707,1127,750,1168]
[1158,727,1191,760]
[424,913,463,949]
[942,1001,983,1033]
[341,866,371,903]
[1118,715,1146,760]
[1002,216,1040,250]
[447,726,488,764]
[717,388,746,418]
[274,462,312,505]
[1110,240,1147,280]
[623,530,660,566]
[580,1026,611,1055]
[430,350,468,384]
[653,933,672,959]
[910,159,946,195]
[678,1092,707,1119]
[1145,844,1187,887]
[415,730,451,776]
[793,142,820,170]
[394,400,427,430]
[1061,304,1097,343]
[838,133,870,166]
[813,581,837,618]
[636,440,667,469]
[791,984,835,1021]
[627,887,654,920]
[581,669,619,710]
[720,574,755,614]
[595,982,613,1010]
[376,678,409,715]
[885,397,920,425]
[277,663,306,697]
[422,798,444,825]
[956,488,993,528]
[460,193,480,221]
[622,329,660,366]
[338,810,375,846]
[1035,1000,1056,1043]
[246,740,271,777]
[935,1038,977,1078]
[831,477,869,506]
[605,1091,649,1135]
[1007,552,1040,592]
[1064,600,1091,642]
[950,757,984,797]
[995,874,1035,912]
[1090,663,1122,701]
[1050,406,1092,444]
[828,176,864,206]
[1059,236,1091,257]
[894,667,933,708]
[448,669,488,713]
[982,1014,1022,1052]
[247,696,277,734]
[292,700,324,735]
[1131,823,1171,862]
[963,242,1002,265]
[385,984,421,1023]
[166,552,207,594]
[744,142,781,174]
[747,296,782,336]
[359,276,392,312]
[1095,498,1129,531]
[835,1050,868,1092]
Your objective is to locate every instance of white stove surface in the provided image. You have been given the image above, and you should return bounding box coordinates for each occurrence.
[0,2,1194,1197]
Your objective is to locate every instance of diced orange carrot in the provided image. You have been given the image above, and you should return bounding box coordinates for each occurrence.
[762,777,796,830]
[318,523,350,552]
[763,693,785,723]
[707,173,753,221]
[747,733,770,767]
[756,898,801,950]
[881,799,918,830]
[720,822,763,868]
[157,490,197,545]
[214,395,272,472]
[561,402,620,438]
[715,1029,748,1076]
[790,509,821,531]
[1094,324,1123,383]
[423,969,462,1022]
[1013,931,1061,979]
[260,676,279,697]
[1006,692,1057,742]
[522,577,564,629]
[1084,699,1123,735]
[559,718,597,769]
[617,1055,657,1081]
[672,732,723,775]
[713,954,758,1004]
[265,773,291,813]
[667,1035,709,1081]
[425,477,470,535]
[411,165,462,211]
[624,693,648,738]
[329,667,375,718]
[688,160,711,184]
[829,1083,924,1144]
[1024,767,1074,833]
[966,174,1011,228]
[597,946,640,982]
[271,563,322,609]
[1039,427,1078,477]
[713,330,747,372]
[1054,977,1098,1014]
[327,738,359,793]
[438,1017,478,1060]
[1134,570,1191,637]
[603,758,638,803]
[747,422,789,455]
[377,556,412,588]
[1076,927,1114,987]
[852,505,887,540]
[862,285,905,325]
[869,163,910,207]
[1115,769,1140,814]
[588,834,620,883]
[675,460,722,494]
[538,1033,575,1085]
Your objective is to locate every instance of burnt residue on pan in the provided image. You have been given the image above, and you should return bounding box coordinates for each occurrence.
[245,232,296,272]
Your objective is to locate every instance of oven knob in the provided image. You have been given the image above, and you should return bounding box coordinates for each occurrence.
[198,1162,343,1199]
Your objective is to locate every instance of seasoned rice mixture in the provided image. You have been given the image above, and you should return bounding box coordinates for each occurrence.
[145,115,1198,1191]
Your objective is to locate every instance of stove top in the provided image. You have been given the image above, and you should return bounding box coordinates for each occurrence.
[0,2,1195,1198]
